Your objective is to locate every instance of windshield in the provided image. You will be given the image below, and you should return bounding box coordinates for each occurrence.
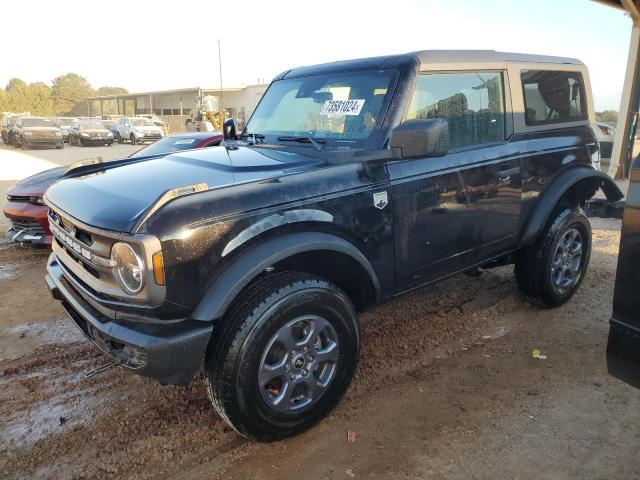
[101,120,116,128]
[80,121,105,130]
[131,118,155,127]
[22,118,55,127]
[57,118,74,126]
[245,70,396,148]
[130,136,217,157]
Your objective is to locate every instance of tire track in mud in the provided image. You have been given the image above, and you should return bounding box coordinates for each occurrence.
[1,264,521,479]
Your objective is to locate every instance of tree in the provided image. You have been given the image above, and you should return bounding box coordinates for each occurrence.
[51,73,93,116]
[596,111,618,123]
[91,86,129,115]
[5,78,29,112]
[95,86,128,96]
[27,82,54,116]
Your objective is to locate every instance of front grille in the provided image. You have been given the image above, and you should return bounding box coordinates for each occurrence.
[10,218,46,235]
[7,195,30,203]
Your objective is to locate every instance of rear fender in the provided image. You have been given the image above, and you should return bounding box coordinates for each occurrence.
[520,167,623,247]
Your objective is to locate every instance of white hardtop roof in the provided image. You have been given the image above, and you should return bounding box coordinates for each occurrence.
[412,50,583,67]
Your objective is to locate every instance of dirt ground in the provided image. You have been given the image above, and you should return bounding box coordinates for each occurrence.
[1,217,639,480]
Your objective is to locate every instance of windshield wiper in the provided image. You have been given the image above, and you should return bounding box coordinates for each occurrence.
[238,132,265,145]
[277,135,325,151]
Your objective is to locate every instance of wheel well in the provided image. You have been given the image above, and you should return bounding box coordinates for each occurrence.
[557,177,600,209]
[271,250,376,311]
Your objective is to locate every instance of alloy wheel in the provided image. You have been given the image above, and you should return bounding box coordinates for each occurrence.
[258,315,339,413]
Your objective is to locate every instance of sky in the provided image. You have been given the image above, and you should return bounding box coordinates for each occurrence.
[0,0,632,111]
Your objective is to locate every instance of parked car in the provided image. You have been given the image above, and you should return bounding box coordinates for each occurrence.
[54,117,77,143]
[12,117,63,149]
[1,115,19,145]
[129,131,223,157]
[116,116,164,145]
[68,119,114,146]
[3,165,66,245]
[44,50,622,441]
[100,119,119,138]
[591,122,615,162]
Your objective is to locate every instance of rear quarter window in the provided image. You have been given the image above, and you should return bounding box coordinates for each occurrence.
[521,70,587,126]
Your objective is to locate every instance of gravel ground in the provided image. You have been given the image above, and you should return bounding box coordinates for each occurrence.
[0,217,638,480]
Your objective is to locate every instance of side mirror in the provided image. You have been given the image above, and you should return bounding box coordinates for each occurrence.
[223,118,238,140]
[389,118,449,159]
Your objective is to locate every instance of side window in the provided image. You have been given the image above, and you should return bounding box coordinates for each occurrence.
[405,71,506,149]
[520,70,587,126]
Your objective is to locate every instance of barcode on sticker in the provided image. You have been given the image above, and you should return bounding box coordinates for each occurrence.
[320,99,365,116]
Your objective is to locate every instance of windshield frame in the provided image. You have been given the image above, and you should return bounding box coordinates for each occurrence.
[131,118,155,127]
[21,118,55,128]
[243,68,400,151]
[79,121,107,130]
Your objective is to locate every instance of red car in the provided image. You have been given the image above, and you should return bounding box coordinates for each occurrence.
[3,131,223,246]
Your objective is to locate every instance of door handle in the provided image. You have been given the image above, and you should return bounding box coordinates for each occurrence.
[495,167,520,182]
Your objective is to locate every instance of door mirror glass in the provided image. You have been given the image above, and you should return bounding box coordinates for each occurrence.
[389,119,449,159]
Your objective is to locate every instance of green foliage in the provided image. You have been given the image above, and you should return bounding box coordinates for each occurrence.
[596,110,618,123]
[51,73,94,116]
[0,74,128,118]
[0,78,53,116]
[96,86,128,96]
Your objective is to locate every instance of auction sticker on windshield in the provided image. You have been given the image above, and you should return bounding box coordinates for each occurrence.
[320,99,365,116]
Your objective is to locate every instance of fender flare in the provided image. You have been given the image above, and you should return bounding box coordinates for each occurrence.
[191,231,381,321]
[520,167,623,247]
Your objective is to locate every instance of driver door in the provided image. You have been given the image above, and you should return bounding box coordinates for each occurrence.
[390,70,522,291]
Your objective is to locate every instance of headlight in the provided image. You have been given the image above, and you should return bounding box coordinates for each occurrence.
[107,132,113,137]
[30,196,45,205]
[80,132,90,137]
[111,242,145,294]
[24,131,33,136]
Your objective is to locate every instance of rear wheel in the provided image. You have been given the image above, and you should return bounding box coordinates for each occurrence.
[515,206,591,308]
[204,272,360,441]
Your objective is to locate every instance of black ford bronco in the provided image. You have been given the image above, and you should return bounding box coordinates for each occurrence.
[45,50,623,440]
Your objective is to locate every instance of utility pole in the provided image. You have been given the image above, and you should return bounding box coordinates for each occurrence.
[218,39,224,114]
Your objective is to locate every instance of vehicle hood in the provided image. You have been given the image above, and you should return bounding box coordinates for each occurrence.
[45,145,324,232]
[9,166,67,196]
[23,127,60,136]
[133,125,162,132]
[81,129,111,136]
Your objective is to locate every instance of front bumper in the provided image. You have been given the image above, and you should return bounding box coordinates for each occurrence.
[23,137,63,148]
[79,136,113,145]
[46,254,213,386]
[3,203,52,246]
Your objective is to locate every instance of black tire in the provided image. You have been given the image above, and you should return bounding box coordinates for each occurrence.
[78,137,84,147]
[130,133,136,145]
[117,132,123,144]
[515,206,591,308]
[205,271,360,441]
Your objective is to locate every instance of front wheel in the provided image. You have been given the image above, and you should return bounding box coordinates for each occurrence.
[130,133,136,145]
[515,206,592,308]
[205,272,360,441]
